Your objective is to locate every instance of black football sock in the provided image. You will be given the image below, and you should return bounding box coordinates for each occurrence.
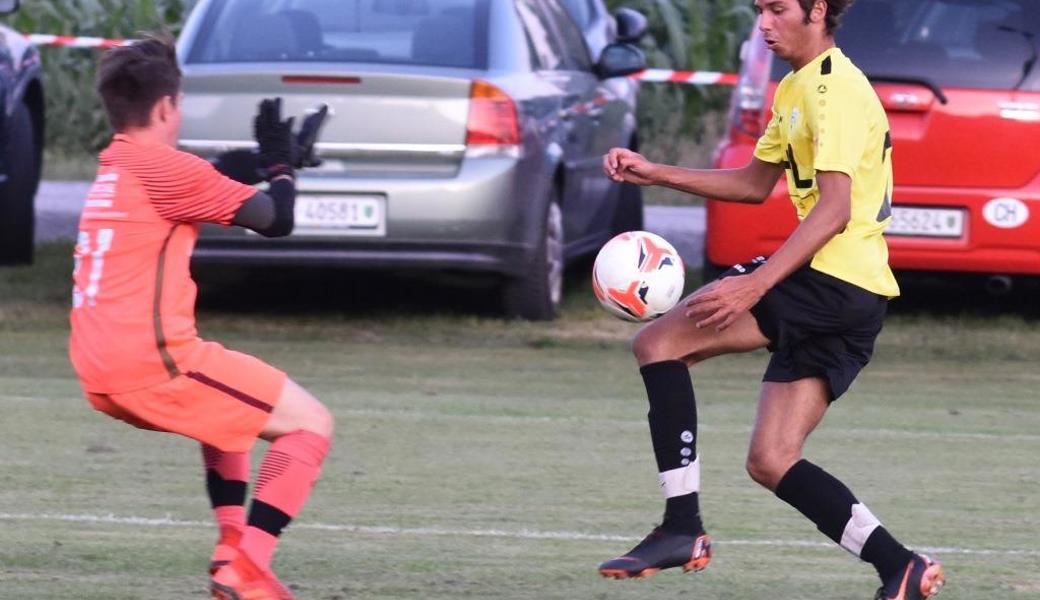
[202,445,248,511]
[775,459,914,582]
[640,360,703,535]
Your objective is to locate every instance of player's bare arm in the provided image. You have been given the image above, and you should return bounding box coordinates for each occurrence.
[603,148,783,204]
[687,170,851,331]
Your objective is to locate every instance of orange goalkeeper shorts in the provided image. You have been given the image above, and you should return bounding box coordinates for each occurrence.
[84,341,288,453]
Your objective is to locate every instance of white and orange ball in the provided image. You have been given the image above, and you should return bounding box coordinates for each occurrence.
[592,231,685,322]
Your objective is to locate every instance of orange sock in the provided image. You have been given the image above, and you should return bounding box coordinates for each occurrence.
[240,431,330,570]
[202,445,250,535]
[214,506,246,537]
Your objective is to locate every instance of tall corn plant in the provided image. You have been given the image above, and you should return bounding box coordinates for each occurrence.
[3,0,191,156]
[607,0,755,160]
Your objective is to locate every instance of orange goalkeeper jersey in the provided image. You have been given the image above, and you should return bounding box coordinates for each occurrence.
[69,135,256,393]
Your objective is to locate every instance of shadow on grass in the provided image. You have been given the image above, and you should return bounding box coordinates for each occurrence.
[196,262,1040,322]
[6,242,1040,323]
[886,272,1040,319]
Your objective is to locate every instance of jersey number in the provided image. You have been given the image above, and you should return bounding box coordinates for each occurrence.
[72,228,114,308]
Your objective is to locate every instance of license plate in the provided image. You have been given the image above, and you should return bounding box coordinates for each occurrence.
[885,206,964,238]
[293,195,386,236]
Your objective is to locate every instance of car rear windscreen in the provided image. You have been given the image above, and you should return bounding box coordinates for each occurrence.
[771,0,1040,91]
[186,0,489,69]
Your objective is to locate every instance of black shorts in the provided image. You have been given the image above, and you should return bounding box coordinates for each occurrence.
[719,257,887,401]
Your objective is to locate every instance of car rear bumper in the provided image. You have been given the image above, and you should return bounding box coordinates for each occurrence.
[705,180,1040,276]
[707,194,1040,276]
[885,186,1040,275]
[192,239,527,275]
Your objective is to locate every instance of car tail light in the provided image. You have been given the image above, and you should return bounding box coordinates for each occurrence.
[727,27,773,140]
[466,80,520,146]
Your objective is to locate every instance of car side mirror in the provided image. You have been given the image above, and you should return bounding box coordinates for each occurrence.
[614,8,648,44]
[0,0,20,15]
[596,42,646,79]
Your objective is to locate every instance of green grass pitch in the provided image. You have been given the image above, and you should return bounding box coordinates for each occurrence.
[1,243,1038,598]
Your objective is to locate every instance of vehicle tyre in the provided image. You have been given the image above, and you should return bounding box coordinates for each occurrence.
[0,102,41,265]
[611,180,643,234]
[502,188,564,320]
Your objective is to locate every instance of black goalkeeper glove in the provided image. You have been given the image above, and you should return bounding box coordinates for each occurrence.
[253,97,295,180]
[293,104,329,169]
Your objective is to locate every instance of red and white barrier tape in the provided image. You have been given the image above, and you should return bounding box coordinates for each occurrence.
[25,33,130,48]
[22,35,739,87]
[630,68,738,86]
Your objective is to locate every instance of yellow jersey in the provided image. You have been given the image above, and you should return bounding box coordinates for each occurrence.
[754,47,899,298]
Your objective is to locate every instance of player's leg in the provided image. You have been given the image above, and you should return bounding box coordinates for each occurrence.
[748,378,944,600]
[259,378,334,440]
[213,379,333,599]
[83,344,315,599]
[598,285,769,580]
[201,444,250,574]
[745,379,828,489]
[213,378,332,599]
[635,304,768,529]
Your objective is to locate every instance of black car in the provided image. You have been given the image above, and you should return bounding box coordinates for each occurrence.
[0,0,44,265]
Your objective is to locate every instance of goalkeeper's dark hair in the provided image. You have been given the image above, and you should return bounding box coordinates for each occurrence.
[797,0,854,35]
[96,33,181,132]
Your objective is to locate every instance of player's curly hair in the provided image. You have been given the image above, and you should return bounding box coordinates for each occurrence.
[96,33,181,132]
[797,0,855,35]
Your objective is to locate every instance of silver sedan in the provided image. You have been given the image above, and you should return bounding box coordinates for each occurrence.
[177,0,647,319]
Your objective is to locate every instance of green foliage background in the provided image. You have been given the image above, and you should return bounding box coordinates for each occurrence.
[1,0,753,162]
[606,0,755,162]
[2,0,193,156]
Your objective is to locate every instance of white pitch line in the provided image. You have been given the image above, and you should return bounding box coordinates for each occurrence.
[1,512,1037,558]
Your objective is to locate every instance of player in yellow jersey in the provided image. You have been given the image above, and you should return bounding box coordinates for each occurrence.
[598,2,945,599]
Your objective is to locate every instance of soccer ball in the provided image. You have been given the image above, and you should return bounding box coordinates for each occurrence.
[592,231,685,322]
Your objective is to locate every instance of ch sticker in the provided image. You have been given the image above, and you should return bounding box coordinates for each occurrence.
[983,198,1029,229]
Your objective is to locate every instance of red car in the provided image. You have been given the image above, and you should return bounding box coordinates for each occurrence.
[708,0,1040,293]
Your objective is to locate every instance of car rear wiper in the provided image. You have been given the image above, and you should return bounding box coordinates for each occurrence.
[866,74,948,105]
[996,25,1037,91]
